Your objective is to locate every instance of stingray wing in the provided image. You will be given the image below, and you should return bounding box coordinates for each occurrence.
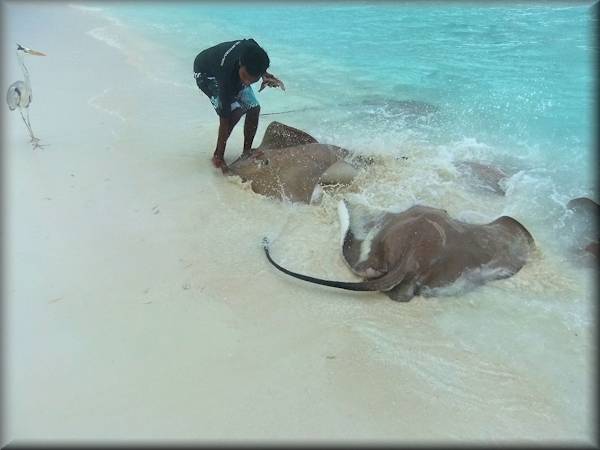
[258,121,318,150]
[338,200,389,270]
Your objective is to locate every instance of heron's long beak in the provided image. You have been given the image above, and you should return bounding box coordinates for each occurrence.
[25,48,46,56]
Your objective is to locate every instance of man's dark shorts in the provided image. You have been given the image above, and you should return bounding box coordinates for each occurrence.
[194,72,259,117]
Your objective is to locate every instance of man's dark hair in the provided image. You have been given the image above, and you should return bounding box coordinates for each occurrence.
[240,44,270,77]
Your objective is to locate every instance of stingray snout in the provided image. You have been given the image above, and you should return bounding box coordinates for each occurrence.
[229,153,270,177]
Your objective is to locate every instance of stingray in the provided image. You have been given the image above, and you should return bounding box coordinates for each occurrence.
[336,98,440,128]
[227,121,360,203]
[454,160,512,196]
[359,98,439,117]
[566,197,598,257]
[263,201,535,302]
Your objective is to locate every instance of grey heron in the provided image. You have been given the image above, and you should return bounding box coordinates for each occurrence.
[6,43,46,149]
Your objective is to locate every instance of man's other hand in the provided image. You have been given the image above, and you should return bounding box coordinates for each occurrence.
[259,73,286,92]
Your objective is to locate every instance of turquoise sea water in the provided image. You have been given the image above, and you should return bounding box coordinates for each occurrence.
[104,3,594,177]
[96,3,595,249]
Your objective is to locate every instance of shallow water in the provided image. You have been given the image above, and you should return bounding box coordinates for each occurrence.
[57,3,598,440]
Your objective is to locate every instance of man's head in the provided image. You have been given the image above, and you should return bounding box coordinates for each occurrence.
[239,44,270,86]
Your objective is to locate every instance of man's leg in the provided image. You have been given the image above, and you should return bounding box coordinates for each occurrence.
[242,105,260,155]
[227,107,245,137]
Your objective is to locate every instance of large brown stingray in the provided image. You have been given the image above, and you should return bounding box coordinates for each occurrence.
[263,201,535,302]
[227,121,359,203]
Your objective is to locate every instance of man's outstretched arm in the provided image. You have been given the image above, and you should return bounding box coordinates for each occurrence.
[213,115,230,169]
[213,73,233,169]
[214,108,246,170]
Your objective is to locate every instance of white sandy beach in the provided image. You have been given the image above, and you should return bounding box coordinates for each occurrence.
[2,2,595,445]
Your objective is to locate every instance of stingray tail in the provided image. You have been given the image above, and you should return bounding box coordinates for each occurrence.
[262,238,405,292]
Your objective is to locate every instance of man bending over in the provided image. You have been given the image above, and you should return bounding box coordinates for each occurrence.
[194,39,285,170]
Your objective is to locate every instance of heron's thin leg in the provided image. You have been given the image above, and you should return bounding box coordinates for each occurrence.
[25,109,38,141]
[19,109,35,141]
[24,109,45,149]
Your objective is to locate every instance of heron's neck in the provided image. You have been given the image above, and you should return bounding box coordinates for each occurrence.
[18,51,31,88]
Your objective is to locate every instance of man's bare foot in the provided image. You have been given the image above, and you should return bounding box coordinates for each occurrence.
[212,155,230,174]
[212,155,226,169]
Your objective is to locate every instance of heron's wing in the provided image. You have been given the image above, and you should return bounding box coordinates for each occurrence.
[6,81,25,111]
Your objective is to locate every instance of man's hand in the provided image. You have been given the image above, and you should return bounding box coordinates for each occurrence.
[259,73,286,92]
